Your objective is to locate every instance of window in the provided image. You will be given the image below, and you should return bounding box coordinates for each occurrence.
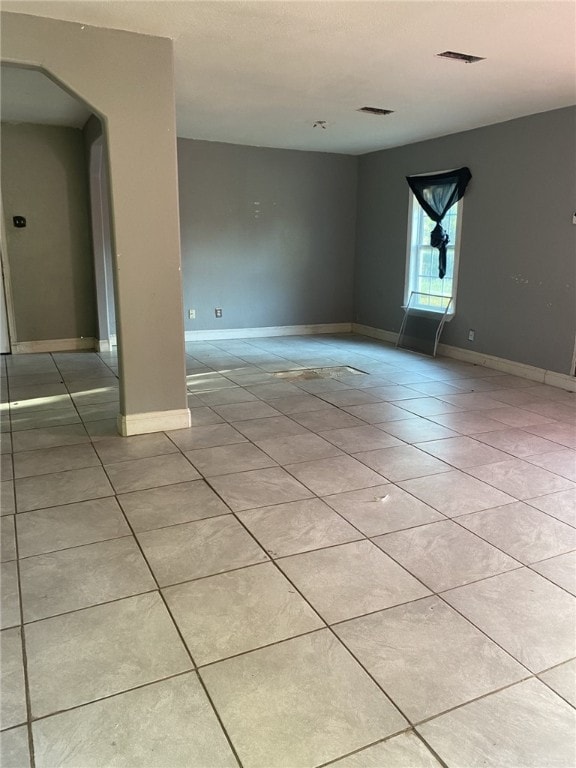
[404,192,462,316]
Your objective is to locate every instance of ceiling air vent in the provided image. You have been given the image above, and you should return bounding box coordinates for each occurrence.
[358,106,394,116]
[436,50,485,64]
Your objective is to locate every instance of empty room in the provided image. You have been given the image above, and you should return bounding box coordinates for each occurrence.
[0,2,575,767]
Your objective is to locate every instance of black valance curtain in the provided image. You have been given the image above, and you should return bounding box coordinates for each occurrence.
[406,167,472,279]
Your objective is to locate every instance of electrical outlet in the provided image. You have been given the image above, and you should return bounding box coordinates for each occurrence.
[215,308,223,318]
[468,329,475,342]
[188,309,196,320]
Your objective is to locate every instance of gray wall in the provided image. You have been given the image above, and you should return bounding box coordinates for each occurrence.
[355,107,576,374]
[178,139,357,331]
[1,122,96,342]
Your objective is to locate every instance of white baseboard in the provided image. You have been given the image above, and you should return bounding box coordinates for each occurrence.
[185,323,352,342]
[352,324,398,345]
[545,370,576,391]
[437,344,576,392]
[352,323,576,392]
[12,337,96,354]
[117,408,191,436]
[96,334,118,352]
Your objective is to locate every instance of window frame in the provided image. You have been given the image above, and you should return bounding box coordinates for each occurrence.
[403,186,463,319]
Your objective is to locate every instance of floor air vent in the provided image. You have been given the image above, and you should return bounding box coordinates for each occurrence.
[436,50,485,64]
[358,107,394,116]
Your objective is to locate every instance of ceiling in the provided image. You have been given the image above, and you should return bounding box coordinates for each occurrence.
[1,1,575,154]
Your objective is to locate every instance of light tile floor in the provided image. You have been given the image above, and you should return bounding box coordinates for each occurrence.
[1,333,575,768]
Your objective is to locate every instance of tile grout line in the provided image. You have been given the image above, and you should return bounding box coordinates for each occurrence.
[411,730,452,768]
[316,727,451,768]
[314,727,414,768]
[10,452,36,768]
[13,349,117,762]
[204,482,427,739]
[182,382,575,498]
[175,471,435,739]
[180,392,576,615]
[9,360,575,612]
[523,561,576,599]
[299,531,558,705]
[8,352,241,764]
[225,533,425,746]
[410,674,550,728]
[95,450,246,768]
[5,350,38,767]
[440,517,576,600]
[447,500,576,533]
[535,664,576,711]
[21,669,193,726]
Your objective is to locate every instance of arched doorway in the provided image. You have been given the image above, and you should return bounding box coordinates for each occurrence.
[1,12,189,435]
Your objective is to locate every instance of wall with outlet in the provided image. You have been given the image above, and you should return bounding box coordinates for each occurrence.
[2,101,573,382]
[1,122,97,342]
[178,139,356,331]
[355,106,576,374]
